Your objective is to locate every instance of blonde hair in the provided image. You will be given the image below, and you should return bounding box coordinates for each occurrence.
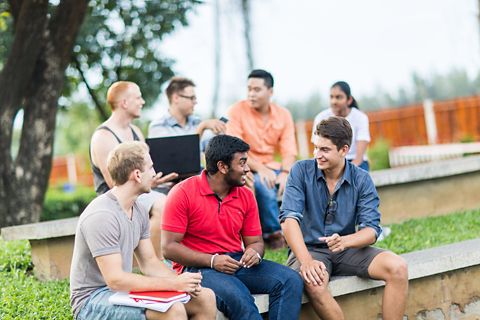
[107,141,149,186]
[106,81,137,110]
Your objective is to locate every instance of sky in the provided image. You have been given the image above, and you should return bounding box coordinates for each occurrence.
[148,0,480,119]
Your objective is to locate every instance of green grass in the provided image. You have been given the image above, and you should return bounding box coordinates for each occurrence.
[0,239,71,319]
[1,208,479,317]
[374,209,480,254]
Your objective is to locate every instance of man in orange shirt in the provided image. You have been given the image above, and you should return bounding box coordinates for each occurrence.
[226,69,297,248]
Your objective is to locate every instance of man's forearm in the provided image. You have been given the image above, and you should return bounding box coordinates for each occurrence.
[106,271,181,292]
[244,241,264,257]
[163,241,213,268]
[280,155,296,172]
[281,218,311,264]
[247,156,264,173]
[343,227,377,248]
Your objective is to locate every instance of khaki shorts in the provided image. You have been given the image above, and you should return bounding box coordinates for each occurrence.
[287,245,384,278]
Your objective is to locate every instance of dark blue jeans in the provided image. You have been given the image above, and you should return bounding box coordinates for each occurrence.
[185,253,303,320]
[254,170,281,235]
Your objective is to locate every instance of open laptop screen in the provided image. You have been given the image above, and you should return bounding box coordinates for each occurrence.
[145,134,201,179]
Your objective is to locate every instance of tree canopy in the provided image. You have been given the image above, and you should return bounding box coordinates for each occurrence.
[0,0,201,227]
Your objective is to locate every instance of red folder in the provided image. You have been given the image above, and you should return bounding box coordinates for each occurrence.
[128,291,188,303]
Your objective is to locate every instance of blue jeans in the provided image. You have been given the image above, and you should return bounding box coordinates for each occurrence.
[254,171,281,235]
[185,253,303,320]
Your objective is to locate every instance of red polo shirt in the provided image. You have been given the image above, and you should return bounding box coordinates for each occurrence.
[162,171,262,273]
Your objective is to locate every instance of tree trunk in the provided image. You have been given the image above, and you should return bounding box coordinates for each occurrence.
[0,0,88,227]
[240,0,254,71]
[210,0,221,118]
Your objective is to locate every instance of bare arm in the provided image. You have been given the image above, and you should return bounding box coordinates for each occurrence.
[134,238,176,277]
[352,140,369,166]
[239,235,264,268]
[319,227,376,253]
[162,230,242,274]
[196,119,226,135]
[90,130,120,189]
[281,218,327,285]
[248,157,276,189]
[162,230,212,268]
[95,252,202,293]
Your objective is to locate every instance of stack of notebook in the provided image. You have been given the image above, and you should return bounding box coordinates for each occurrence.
[109,290,190,312]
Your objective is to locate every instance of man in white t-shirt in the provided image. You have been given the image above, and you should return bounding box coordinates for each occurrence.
[312,81,370,171]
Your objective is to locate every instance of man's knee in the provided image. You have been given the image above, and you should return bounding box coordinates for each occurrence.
[371,252,408,283]
[145,302,187,320]
[190,288,217,316]
[304,281,332,304]
[165,302,188,319]
[388,255,408,282]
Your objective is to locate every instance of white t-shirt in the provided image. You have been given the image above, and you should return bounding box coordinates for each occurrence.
[311,108,370,161]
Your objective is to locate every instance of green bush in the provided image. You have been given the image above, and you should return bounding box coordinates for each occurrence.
[42,185,96,221]
[368,138,391,171]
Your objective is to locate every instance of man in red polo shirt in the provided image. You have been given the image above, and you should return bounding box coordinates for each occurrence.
[162,135,303,320]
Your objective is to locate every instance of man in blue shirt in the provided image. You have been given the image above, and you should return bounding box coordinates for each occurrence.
[280,116,408,320]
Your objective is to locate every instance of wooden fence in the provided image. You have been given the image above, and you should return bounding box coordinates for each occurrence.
[368,95,480,146]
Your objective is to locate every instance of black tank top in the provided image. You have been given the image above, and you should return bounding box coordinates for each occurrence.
[90,125,141,195]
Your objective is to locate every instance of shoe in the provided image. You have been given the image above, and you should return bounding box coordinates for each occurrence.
[268,231,287,250]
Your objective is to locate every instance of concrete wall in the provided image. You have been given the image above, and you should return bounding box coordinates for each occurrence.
[371,156,480,224]
[300,266,480,320]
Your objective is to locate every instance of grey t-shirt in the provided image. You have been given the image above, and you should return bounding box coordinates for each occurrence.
[69,191,150,318]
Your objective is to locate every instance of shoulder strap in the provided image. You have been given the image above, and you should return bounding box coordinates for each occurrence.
[130,126,141,141]
[97,125,122,143]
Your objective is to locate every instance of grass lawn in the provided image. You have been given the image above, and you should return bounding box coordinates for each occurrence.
[1,208,480,318]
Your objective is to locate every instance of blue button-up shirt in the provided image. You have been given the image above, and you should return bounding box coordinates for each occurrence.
[279,159,381,246]
[148,113,201,137]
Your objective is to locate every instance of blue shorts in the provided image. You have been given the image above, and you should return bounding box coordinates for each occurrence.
[77,287,146,320]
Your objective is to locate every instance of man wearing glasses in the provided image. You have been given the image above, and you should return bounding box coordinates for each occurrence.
[280,116,408,320]
[148,77,226,151]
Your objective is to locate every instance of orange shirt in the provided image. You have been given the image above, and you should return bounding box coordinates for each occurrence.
[226,100,297,170]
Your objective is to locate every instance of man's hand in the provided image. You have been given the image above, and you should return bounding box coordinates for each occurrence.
[202,119,227,134]
[257,166,277,189]
[276,171,288,197]
[239,248,261,268]
[212,255,242,274]
[175,272,203,294]
[319,233,347,253]
[151,172,179,188]
[189,284,202,298]
[299,259,328,286]
[244,171,255,191]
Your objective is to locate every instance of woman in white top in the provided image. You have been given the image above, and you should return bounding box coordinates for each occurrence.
[312,81,370,171]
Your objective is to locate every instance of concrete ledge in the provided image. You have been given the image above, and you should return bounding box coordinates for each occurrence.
[371,155,480,224]
[1,217,79,241]
[1,218,79,280]
[219,238,480,319]
[371,154,480,187]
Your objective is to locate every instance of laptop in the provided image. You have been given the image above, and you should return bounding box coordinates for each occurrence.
[146,134,201,179]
